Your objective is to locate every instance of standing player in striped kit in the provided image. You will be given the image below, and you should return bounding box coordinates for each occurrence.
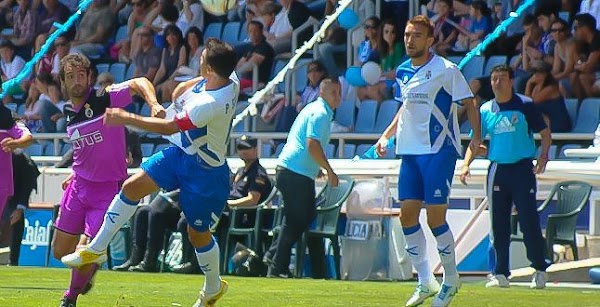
[53,53,165,307]
[62,39,239,307]
[376,15,482,307]
[461,65,551,289]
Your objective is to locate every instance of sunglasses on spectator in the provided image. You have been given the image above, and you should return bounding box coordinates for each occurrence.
[55,42,68,47]
[364,24,377,30]
[550,28,565,32]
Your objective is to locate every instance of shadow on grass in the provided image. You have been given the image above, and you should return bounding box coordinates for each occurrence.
[0,286,63,291]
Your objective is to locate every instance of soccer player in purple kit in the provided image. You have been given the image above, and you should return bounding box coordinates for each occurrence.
[52,53,165,307]
[62,39,239,307]
[0,104,33,218]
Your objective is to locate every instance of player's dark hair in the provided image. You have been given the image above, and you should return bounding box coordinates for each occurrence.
[491,65,514,79]
[204,38,237,79]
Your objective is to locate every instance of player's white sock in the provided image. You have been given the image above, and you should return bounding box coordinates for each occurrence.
[195,236,221,294]
[89,192,138,253]
[403,224,434,285]
[432,223,459,286]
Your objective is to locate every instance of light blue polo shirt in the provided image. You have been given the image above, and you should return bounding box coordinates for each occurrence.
[278,97,333,179]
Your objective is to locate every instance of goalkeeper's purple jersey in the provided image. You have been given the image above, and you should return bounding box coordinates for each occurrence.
[64,83,132,182]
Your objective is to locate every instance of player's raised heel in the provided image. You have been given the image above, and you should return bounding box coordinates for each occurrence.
[193,279,228,307]
[61,246,107,267]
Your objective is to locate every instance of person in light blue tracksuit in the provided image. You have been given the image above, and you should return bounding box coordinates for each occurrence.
[461,65,552,290]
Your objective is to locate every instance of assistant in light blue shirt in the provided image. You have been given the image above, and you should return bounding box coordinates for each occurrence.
[278,97,333,179]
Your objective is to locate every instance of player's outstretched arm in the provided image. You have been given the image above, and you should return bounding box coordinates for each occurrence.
[1,122,33,152]
[126,77,165,118]
[104,108,179,135]
[172,76,205,102]
[463,98,482,151]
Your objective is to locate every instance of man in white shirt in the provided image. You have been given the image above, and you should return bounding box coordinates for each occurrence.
[0,40,26,104]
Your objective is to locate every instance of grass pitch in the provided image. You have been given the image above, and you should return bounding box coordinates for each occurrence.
[0,267,597,306]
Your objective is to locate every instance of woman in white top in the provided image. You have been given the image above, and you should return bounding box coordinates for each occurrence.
[176,0,204,35]
[550,19,577,97]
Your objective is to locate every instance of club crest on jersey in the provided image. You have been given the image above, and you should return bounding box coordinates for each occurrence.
[425,71,432,79]
[402,75,409,84]
[511,112,519,124]
[84,104,93,118]
[192,79,207,93]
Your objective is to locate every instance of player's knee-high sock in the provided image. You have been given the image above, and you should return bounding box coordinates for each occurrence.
[195,236,221,294]
[89,192,138,253]
[403,224,434,285]
[64,264,98,300]
[432,223,459,286]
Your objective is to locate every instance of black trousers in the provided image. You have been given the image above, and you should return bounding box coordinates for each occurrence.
[268,167,326,277]
[9,217,25,265]
[488,159,549,276]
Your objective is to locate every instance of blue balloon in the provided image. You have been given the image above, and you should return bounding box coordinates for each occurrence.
[338,8,359,30]
[345,66,367,87]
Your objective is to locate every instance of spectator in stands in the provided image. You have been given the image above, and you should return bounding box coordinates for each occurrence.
[133,27,162,82]
[5,151,40,266]
[115,0,151,64]
[264,79,340,279]
[550,19,577,97]
[113,190,184,273]
[314,0,347,78]
[571,13,600,99]
[535,6,559,64]
[453,1,493,53]
[358,16,381,65]
[525,60,572,132]
[172,26,203,80]
[379,19,405,79]
[245,0,270,22]
[431,0,459,56]
[23,72,65,133]
[235,20,274,91]
[580,0,600,29]
[50,35,70,81]
[262,0,312,55]
[490,0,538,56]
[491,1,503,28]
[0,40,27,105]
[153,25,187,102]
[33,33,54,76]
[2,0,36,57]
[70,0,115,57]
[145,0,179,38]
[213,135,272,269]
[110,0,130,23]
[176,0,204,36]
[519,14,545,72]
[39,0,71,34]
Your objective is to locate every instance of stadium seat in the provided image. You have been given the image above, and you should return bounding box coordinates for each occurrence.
[25,143,45,156]
[141,143,154,157]
[222,22,241,45]
[96,63,110,75]
[509,55,520,67]
[446,56,462,65]
[558,11,570,23]
[354,100,378,133]
[325,143,336,158]
[154,143,170,153]
[274,143,285,157]
[307,0,326,20]
[374,99,399,133]
[109,63,127,83]
[460,120,472,134]
[204,23,224,44]
[114,25,128,43]
[558,144,582,159]
[238,23,248,42]
[355,144,372,157]
[139,104,151,117]
[460,56,484,81]
[483,55,507,76]
[261,143,273,157]
[334,100,355,129]
[564,98,578,129]
[126,63,136,80]
[271,59,289,93]
[338,144,356,159]
[572,98,600,133]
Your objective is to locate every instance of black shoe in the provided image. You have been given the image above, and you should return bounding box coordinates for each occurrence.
[59,297,76,307]
[112,259,138,271]
[172,262,200,274]
[129,261,158,273]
